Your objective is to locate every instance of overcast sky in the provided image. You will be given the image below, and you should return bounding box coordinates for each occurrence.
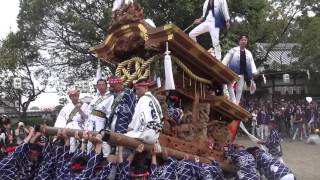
[0,0,19,39]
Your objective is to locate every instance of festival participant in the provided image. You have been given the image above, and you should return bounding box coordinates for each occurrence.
[34,142,55,180]
[0,127,34,179]
[88,79,114,132]
[0,126,46,180]
[21,130,45,180]
[199,160,225,180]
[108,76,136,134]
[189,0,230,60]
[167,91,184,124]
[73,134,104,180]
[226,144,259,180]
[95,154,117,180]
[57,131,104,179]
[35,128,67,180]
[222,35,257,105]
[116,144,149,179]
[125,79,163,144]
[150,147,178,179]
[175,158,202,179]
[247,147,295,180]
[54,89,89,128]
[54,89,90,152]
[258,120,284,163]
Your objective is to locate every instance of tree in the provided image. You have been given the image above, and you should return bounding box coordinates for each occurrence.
[15,0,319,81]
[295,16,320,71]
[17,0,114,87]
[0,32,49,120]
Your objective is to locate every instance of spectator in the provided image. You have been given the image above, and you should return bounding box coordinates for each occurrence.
[257,107,270,140]
[292,109,305,141]
[0,117,15,147]
[15,122,29,145]
[251,109,258,137]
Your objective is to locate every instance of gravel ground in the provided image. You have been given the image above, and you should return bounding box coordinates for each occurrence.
[235,137,320,180]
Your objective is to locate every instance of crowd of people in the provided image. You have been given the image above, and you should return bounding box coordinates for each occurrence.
[241,96,320,142]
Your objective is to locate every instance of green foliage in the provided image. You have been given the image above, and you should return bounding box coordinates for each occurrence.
[2,0,319,83]
[296,16,320,71]
[0,31,47,119]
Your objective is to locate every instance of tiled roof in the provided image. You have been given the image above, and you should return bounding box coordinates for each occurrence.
[256,43,300,71]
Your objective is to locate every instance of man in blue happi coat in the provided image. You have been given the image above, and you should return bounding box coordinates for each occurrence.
[108,76,136,134]
[258,120,284,163]
[226,144,259,180]
[247,147,295,180]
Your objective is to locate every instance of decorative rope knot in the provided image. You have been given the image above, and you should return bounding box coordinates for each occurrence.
[116,56,158,85]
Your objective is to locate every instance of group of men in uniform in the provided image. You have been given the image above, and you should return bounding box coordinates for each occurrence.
[54,77,163,156]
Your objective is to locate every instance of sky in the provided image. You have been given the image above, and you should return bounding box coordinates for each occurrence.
[0,0,65,109]
[0,0,19,39]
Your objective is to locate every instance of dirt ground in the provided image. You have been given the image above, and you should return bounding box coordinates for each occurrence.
[236,137,320,180]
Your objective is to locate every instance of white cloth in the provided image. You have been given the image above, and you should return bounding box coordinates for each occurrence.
[87,93,114,132]
[189,0,230,60]
[277,157,285,164]
[306,134,320,145]
[112,0,133,12]
[125,92,163,144]
[239,122,268,151]
[280,173,295,180]
[54,103,90,128]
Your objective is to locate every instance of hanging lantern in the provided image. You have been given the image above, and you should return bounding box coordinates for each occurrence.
[283,74,290,83]
[306,97,312,103]
[164,42,175,90]
[13,77,22,90]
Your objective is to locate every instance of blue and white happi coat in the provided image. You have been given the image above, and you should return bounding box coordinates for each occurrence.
[0,143,29,180]
[109,88,136,133]
[115,160,130,180]
[35,142,56,180]
[265,128,283,158]
[94,161,114,180]
[150,157,178,179]
[125,91,163,144]
[229,149,259,180]
[199,160,224,180]
[255,149,292,180]
[175,159,202,179]
[74,152,103,180]
[168,105,183,124]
